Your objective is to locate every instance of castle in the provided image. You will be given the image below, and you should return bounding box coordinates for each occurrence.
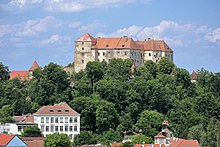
[74,33,173,73]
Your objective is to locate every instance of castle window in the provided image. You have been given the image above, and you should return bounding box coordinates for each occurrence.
[149,53,151,56]
[98,52,100,56]
[82,47,84,50]
[103,59,105,62]
[103,52,105,56]
[46,126,49,132]
[58,110,61,112]
[82,60,84,63]
[82,42,84,45]
[125,52,127,55]
[82,53,84,56]
[55,126,58,132]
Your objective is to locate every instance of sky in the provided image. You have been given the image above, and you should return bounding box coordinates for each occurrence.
[0,0,220,73]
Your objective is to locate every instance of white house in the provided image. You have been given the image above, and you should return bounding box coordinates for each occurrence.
[33,102,80,141]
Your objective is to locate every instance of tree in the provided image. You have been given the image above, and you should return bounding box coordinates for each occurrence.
[99,128,123,146]
[44,133,71,147]
[0,62,9,81]
[73,131,97,147]
[187,124,206,146]
[135,110,164,137]
[22,125,43,137]
[96,101,120,133]
[158,57,175,75]
[144,60,158,78]
[132,134,153,144]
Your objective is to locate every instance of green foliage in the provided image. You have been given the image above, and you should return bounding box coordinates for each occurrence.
[0,62,9,81]
[144,60,158,78]
[187,124,206,146]
[22,125,43,137]
[44,133,71,147]
[158,57,175,75]
[135,110,164,137]
[132,134,153,144]
[73,131,97,147]
[99,128,123,146]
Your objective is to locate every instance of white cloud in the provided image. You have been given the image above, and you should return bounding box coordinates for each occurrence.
[205,28,220,43]
[41,34,60,45]
[3,0,151,12]
[0,24,14,37]
[78,21,106,32]
[16,16,59,36]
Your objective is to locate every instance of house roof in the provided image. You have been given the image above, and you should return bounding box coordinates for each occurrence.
[0,134,15,146]
[154,134,166,138]
[22,137,45,147]
[13,114,30,122]
[134,144,166,147]
[29,60,40,71]
[17,115,34,124]
[34,102,79,115]
[111,142,123,147]
[10,70,29,80]
[191,71,197,80]
[76,33,96,42]
[169,137,199,147]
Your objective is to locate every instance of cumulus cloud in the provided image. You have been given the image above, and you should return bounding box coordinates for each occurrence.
[205,28,220,43]
[41,34,60,45]
[2,0,151,12]
[16,16,59,36]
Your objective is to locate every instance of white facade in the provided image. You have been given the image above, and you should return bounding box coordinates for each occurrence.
[34,114,80,140]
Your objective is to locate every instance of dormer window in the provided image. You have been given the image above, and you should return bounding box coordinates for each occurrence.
[50,110,54,112]
[58,110,61,112]
[106,45,109,47]
[122,45,125,47]
[65,110,69,112]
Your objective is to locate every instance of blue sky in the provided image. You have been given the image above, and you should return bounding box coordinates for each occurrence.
[0,0,220,73]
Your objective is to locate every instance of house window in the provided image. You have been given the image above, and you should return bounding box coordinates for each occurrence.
[55,126,59,132]
[65,117,68,123]
[60,126,63,132]
[50,117,54,123]
[149,53,151,56]
[103,52,105,56]
[46,126,49,132]
[41,117,44,123]
[18,126,22,132]
[69,126,73,132]
[46,117,49,123]
[74,126,77,132]
[49,110,54,112]
[58,110,61,112]
[50,126,54,132]
[55,117,59,123]
[65,110,69,112]
[69,117,73,123]
[65,126,68,132]
[74,117,77,123]
[125,52,127,55]
[98,52,100,56]
[41,126,44,132]
[60,117,63,123]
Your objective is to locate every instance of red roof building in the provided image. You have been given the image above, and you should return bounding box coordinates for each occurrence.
[0,134,27,147]
[29,60,40,71]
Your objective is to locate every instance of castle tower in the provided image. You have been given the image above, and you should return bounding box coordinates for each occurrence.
[74,33,96,73]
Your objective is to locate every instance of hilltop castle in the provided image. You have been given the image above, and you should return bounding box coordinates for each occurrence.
[74,33,173,72]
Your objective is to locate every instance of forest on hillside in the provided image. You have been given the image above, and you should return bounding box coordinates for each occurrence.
[0,57,220,146]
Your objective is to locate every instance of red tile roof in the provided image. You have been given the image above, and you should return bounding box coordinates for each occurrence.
[112,142,123,147]
[13,114,30,122]
[29,60,40,71]
[76,33,96,42]
[134,144,166,147]
[0,134,15,146]
[169,137,199,147]
[154,134,166,138]
[191,71,197,80]
[10,70,29,80]
[35,102,79,115]
[22,137,45,147]
[17,115,34,124]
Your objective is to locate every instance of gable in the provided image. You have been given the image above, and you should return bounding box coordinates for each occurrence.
[6,136,27,147]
